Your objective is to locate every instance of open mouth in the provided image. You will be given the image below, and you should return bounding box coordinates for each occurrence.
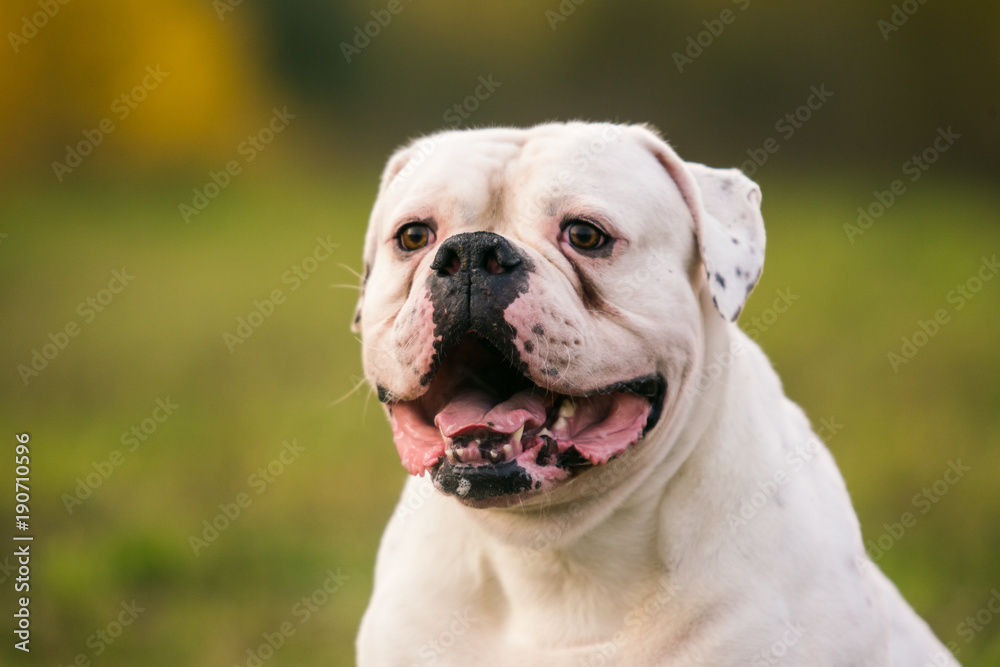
[386,335,665,501]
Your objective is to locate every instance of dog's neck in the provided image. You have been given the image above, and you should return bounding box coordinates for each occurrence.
[454,300,769,644]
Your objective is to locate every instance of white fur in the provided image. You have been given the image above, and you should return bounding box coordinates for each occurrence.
[354,122,956,666]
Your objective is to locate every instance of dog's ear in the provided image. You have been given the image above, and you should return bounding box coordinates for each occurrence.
[351,143,419,333]
[637,127,766,322]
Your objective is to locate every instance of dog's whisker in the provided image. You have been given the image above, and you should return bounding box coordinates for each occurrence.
[338,262,364,280]
[329,376,369,407]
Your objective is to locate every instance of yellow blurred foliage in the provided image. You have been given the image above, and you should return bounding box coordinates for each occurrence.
[0,0,267,175]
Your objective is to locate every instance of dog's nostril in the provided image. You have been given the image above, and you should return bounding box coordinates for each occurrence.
[486,245,521,274]
[430,232,523,278]
[431,247,463,276]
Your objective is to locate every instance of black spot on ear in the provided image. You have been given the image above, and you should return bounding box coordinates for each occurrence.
[714,273,726,289]
[732,237,739,245]
[735,267,743,278]
[523,340,534,353]
[532,324,544,336]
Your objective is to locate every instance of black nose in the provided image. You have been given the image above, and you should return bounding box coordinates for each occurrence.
[430,232,522,277]
[424,232,532,383]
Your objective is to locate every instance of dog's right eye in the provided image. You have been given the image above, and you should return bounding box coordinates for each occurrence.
[565,220,607,251]
[396,223,434,251]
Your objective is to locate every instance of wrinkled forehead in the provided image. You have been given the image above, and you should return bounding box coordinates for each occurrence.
[380,125,674,232]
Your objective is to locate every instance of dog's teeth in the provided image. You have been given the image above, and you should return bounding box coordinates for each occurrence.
[488,448,500,462]
[503,444,513,459]
[512,425,524,442]
[446,449,457,464]
[559,398,576,419]
[454,447,465,462]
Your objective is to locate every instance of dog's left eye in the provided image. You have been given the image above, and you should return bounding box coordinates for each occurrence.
[565,220,607,251]
[396,222,434,251]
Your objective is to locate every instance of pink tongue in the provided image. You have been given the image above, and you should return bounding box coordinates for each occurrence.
[434,388,548,437]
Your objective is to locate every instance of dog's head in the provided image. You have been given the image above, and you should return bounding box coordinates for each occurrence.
[354,122,764,508]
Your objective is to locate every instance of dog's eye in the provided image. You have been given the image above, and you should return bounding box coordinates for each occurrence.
[397,223,434,251]
[566,220,606,251]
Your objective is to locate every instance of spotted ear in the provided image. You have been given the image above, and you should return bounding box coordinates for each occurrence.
[351,141,422,333]
[639,129,766,322]
[683,162,766,321]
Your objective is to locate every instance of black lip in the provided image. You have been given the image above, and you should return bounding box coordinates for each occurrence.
[432,460,535,500]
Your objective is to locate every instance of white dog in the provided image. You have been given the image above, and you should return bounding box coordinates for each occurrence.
[353,122,955,666]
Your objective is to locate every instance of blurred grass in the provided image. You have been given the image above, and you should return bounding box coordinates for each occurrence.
[0,166,998,665]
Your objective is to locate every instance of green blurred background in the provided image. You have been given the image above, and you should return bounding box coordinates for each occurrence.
[1,0,998,665]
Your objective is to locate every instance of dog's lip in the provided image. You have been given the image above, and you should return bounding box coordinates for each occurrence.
[377,334,665,408]
[385,334,667,493]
